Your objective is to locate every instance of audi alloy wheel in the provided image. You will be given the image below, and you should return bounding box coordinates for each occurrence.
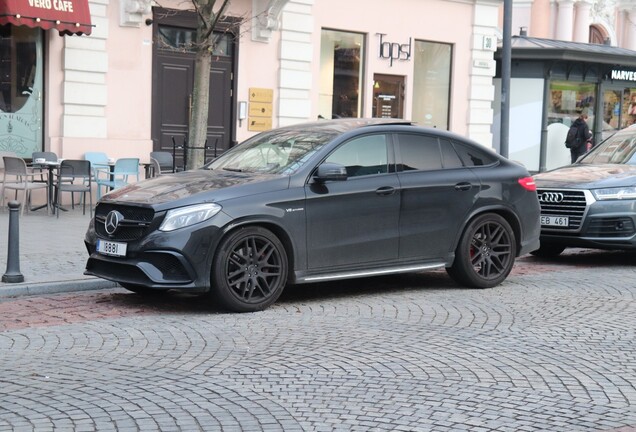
[211,226,288,312]
[447,213,516,288]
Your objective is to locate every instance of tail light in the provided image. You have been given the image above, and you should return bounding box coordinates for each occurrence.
[518,177,536,191]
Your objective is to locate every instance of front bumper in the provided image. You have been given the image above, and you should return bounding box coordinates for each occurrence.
[84,215,228,291]
[540,197,636,249]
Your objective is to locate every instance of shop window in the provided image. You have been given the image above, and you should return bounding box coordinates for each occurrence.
[0,25,43,157]
[548,81,596,129]
[412,40,451,130]
[319,29,364,119]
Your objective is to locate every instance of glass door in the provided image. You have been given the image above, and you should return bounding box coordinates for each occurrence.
[0,25,43,158]
[372,74,404,119]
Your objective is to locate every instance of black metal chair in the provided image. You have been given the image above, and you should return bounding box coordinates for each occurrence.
[150,151,175,174]
[54,159,93,218]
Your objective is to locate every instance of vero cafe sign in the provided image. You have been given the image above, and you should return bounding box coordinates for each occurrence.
[611,69,636,81]
[27,0,75,13]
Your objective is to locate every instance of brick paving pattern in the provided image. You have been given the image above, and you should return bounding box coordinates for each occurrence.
[0,248,635,431]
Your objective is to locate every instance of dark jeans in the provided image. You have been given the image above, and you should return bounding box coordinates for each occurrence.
[570,146,586,163]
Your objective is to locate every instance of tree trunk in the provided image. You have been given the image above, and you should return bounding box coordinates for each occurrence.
[187,48,211,170]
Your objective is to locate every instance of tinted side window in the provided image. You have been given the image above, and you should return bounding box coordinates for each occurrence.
[397,134,443,171]
[326,134,388,177]
[439,139,463,169]
[452,141,497,167]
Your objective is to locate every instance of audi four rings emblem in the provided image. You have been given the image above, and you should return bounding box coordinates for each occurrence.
[105,210,124,235]
[539,192,564,203]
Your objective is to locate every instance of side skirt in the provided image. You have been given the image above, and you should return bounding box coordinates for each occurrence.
[294,262,446,284]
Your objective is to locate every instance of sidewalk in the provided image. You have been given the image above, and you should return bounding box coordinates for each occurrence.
[0,204,117,298]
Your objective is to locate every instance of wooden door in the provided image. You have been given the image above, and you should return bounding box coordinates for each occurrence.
[151,8,236,169]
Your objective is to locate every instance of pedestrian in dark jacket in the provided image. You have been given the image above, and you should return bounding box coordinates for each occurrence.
[570,109,592,163]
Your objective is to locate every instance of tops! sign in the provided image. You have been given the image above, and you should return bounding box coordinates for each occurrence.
[28,0,75,12]
[377,33,412,67]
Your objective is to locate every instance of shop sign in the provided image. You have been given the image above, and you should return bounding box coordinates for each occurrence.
[611,69,636,81]
[377,33,411,67]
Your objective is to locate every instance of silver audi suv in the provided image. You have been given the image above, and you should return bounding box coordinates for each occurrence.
[534,124,636,256]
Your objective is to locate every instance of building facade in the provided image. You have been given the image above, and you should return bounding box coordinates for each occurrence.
[495,0,636,172]
[0,0,502,167]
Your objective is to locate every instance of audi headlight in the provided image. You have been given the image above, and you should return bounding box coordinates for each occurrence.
[159,203,222,232]
[592,187,636,200]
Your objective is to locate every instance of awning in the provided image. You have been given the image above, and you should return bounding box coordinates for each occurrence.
[0,0,93,36]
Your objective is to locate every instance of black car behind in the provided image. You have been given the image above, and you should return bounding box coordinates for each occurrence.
[85,119,540,312]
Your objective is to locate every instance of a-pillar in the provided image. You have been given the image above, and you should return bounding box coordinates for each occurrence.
[556,0,575,41]
[573,0,592,42]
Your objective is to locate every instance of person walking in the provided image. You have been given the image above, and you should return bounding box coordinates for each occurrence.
[568,108,592,164]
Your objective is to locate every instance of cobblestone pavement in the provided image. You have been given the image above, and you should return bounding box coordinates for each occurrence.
[0,249,635,431]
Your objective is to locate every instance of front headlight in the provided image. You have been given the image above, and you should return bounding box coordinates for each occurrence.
[592,187,636,200]
[159,203,222,231]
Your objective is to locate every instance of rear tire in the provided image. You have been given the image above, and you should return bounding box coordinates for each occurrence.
[530,243,566,258]
[447,213,516,288]
[210,226,288,312]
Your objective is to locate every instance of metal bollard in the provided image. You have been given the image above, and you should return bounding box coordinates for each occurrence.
[2,201,24,283]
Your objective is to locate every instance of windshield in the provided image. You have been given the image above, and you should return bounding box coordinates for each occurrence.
[580,128,636,165]
[206,128,337,174]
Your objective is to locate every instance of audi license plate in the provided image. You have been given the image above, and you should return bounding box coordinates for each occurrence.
[97,239,127,257]
[540,215,569,227]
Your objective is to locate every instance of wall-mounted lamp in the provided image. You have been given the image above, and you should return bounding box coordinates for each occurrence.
[145,18,153,26]
[374,81,380,89]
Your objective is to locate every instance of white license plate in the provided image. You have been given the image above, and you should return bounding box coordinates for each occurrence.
[540,215,569,227]
[97,239,127,257]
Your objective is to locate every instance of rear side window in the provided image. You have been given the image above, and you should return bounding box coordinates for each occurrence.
[439,139,463,169]
[452,141,498,166]
[396,134,443,171]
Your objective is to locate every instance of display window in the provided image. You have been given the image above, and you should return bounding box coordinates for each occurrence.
[319,29,364,119]
[412,40,451,130]
[548,81,596,129]
[0,25,43,157]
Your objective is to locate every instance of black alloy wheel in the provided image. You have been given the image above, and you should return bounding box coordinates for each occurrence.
[447,213,516,288]
[211,226,288,312]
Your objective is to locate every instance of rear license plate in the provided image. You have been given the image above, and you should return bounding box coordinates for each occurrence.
[97,239,127,257]
[540,215,569,227]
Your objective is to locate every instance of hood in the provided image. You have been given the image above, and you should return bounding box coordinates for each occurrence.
[534,164,636,189]
[100,169,289,207]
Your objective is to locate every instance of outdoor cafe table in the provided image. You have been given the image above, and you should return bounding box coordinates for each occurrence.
[30,160,59,214]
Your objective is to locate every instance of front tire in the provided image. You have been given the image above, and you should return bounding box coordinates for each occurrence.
[211,226,288,312]
[447,213,516,288]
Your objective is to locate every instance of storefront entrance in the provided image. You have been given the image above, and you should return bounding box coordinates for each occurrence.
[372,74,404,119]
[0,26,43,158]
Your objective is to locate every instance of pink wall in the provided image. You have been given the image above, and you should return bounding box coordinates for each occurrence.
[311,0,474,134]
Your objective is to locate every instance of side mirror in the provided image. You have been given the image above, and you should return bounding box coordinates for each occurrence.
[314,162,348,182]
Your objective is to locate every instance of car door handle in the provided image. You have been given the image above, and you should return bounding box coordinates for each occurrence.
[454,182,473,191]
[376,186,396,196]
